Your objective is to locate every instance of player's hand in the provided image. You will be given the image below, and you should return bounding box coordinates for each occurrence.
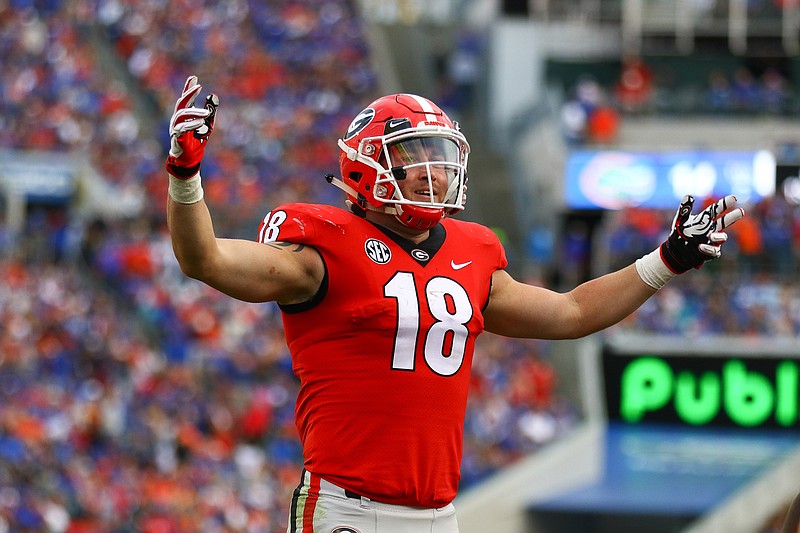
[660,194,744,273]
[166,76,219,179]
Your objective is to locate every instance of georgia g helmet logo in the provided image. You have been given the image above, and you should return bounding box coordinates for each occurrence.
[343,107,375,141]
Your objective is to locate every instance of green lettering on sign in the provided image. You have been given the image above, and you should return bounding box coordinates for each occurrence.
[776,361,798,426]
[674,371,720,425]
[615,355,800,428]
[620,357,672,422]
[724,361,773,427]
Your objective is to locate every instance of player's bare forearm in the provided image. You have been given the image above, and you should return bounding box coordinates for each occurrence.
[564,264,656,336]
[167,196,220,281]
[484,265,655,339]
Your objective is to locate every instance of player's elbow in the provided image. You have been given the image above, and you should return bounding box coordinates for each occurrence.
[174,251,217,283]
[177,259,202,281]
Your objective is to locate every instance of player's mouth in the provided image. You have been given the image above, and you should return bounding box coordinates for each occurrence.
[413,188,437,201]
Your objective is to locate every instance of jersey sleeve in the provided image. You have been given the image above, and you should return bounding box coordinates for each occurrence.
[453,219,509,271]
[256,203,320,245]
[488,227,509,271]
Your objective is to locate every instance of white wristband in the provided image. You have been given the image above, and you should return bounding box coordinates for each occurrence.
[635,248,677,290]
[168,173,204,204]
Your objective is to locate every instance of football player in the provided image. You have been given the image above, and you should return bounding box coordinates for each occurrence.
[165,76,744,533]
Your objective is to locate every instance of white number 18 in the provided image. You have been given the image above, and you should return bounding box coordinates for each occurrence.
[383,272,472,376]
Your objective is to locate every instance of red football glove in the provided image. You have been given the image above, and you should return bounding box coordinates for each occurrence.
[166,76,219,179]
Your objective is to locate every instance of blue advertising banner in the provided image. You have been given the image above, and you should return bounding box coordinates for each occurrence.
[565,149,776,210]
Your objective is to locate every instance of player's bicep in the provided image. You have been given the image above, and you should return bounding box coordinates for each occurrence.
[205,238,324,304]
[483,269,578,339]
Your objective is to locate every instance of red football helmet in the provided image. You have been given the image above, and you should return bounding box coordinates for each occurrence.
[332,94,470,230]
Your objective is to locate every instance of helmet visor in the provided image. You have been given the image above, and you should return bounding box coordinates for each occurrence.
[386,136,462,167]
[379,136,465,208]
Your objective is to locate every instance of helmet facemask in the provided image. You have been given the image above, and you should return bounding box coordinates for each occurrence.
[377,130,467,216]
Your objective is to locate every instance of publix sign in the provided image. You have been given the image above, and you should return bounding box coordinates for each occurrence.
[603,353,800,429]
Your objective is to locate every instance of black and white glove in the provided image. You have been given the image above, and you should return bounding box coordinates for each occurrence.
[636,194,744,289]
[660,194,744,273]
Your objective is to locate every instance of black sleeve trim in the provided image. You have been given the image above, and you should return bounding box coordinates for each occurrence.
[278,253,329,314]
[481,271,495,313]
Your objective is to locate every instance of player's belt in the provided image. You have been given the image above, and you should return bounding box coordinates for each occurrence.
[318,475,369,502]
[319,473,445,512]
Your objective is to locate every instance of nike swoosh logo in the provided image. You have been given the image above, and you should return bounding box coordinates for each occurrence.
[387,118,408,129]
[451,260,472,270]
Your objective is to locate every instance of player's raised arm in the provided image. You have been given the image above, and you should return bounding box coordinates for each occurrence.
[164,76,323,304]
[484,195,745,339]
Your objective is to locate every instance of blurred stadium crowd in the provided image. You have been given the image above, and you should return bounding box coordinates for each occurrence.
[0,1,798,532]
[0,1,574,531]
[601,195,800,338]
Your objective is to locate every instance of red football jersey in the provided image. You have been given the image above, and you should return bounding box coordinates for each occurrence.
[257,204,508,507]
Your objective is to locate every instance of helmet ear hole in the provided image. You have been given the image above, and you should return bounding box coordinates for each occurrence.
[349,172,362,183]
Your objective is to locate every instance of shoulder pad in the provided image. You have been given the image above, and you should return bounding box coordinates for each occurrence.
[443,218,502,245]
[257,203,352,244]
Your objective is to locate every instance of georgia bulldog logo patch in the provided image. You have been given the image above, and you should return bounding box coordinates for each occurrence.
[410,248,429,262]
[365,238,391,264]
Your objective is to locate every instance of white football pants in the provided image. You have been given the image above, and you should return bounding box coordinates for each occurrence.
[287,470,460,533]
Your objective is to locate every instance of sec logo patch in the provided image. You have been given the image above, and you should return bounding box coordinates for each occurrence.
[365,238,391,264]
[331,528,361,533]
